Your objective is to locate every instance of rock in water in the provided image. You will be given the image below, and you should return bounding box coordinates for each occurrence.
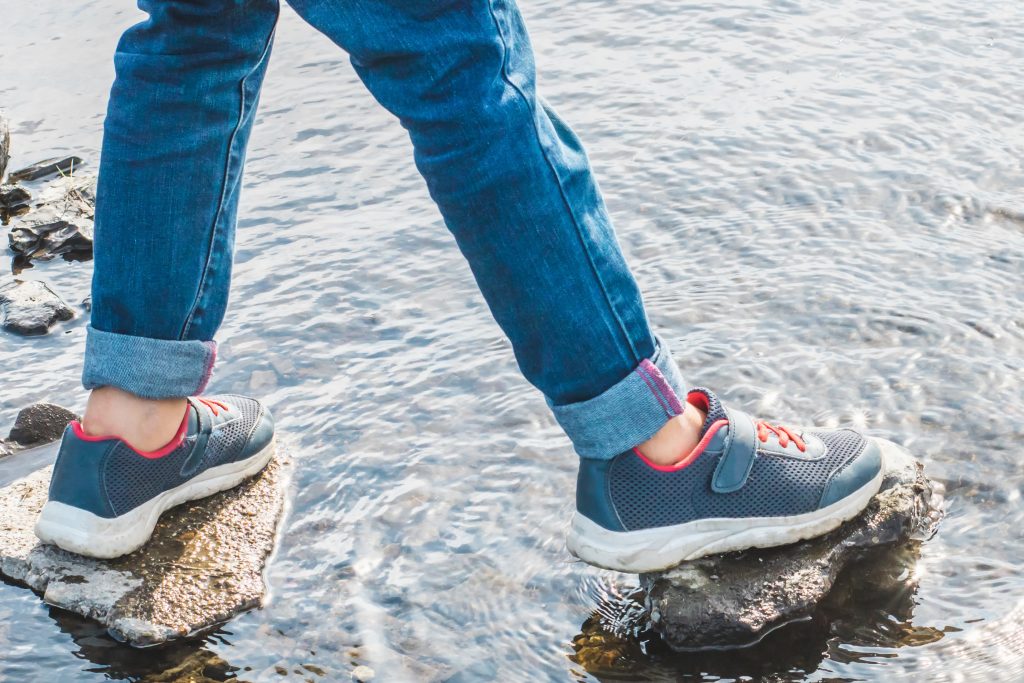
[7,404,79,447]
[641,440,943,651]
[8,155,83,183]
[0,115,9,180]
[0,449,292,645]
[0,280,74,335]
[7,174,95,268]
[0,184,32,212]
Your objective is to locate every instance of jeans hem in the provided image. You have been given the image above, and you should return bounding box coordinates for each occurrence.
[548,335,687,459]
[82,326,217,399]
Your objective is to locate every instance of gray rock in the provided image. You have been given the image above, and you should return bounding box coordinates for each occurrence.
[642,440,943,651]
[9,213,94,260]
[7,403,78,447]
[8,175,95,268]
[0,184,30,211]
[0,115,9,181]
[0,448,292,645]
[8,155,83,183]
[0,280,74,335]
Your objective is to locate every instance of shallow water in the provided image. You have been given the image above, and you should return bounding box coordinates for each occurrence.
[1,0,1023,680]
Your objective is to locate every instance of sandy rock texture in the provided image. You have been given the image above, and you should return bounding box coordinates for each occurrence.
[0,448,292,645]
[642,442,943,651]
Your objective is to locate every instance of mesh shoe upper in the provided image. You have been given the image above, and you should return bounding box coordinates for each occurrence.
[577,388,882,532]
[48,394,273,518]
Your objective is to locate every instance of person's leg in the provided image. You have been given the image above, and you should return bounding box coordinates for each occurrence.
[284,0,885,572]
[82,0,280,450]
[35,0,280,558]
[284,0,695,460]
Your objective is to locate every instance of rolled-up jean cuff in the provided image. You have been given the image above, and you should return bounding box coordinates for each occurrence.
[548,336,687,460]
[82,325,217,399]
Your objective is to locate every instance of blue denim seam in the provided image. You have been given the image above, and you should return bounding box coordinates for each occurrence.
[548,336,687,460]
[179,17,279,340]
[82,325,217,399]
[484,0,642,368]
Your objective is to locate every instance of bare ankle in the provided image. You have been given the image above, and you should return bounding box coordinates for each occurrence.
[636,402,706,466]
[82,387,188,452]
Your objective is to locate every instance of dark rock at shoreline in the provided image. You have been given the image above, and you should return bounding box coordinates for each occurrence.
[8,155,83,183]
[0,403,78,459]
[0,184,31,212]
[7,174,94,268]
[9,213,94,260]
[641,441,943,651]
[8,404,78,447]
[0,280,74,335]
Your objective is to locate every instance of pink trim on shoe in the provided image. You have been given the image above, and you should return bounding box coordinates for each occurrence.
[71,405,191,459]
[632,418,729,472]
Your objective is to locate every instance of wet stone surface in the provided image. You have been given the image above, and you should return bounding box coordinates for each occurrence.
[0,447,292,645]
[642,444,944,651]
[0,279,74,335]
[7,155,83,183]
[0,403,78,458]
[7,173,95,269]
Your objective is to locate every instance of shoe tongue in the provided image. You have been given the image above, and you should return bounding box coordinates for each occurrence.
[686,387,728,434]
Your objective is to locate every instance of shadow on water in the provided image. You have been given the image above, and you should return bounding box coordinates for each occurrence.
[570,543,953,682]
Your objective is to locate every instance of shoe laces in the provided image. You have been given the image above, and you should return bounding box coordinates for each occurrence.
[755,420,806,452]
[198,397,229,417]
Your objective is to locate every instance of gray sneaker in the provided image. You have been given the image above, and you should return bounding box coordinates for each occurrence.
[35,395,275,559]
[567,388,885,573]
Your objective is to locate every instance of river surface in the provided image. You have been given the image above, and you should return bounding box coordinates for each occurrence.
[1,1,1023,681]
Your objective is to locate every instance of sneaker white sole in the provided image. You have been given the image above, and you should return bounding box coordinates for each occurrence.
[566,437,894,574]
[34,438,276,560]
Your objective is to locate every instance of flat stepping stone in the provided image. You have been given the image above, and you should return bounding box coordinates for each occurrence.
[0,445,292,645]
[0,280,74,335]
[642,441,943,650]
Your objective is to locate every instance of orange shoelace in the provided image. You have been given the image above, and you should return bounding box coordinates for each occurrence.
[755,421,806,452]
[197,397,229,417]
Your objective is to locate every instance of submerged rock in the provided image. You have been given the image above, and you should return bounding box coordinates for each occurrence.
[642,441,943,651]
[0,447,292,645]
[0,279,74,335]
[8,155,83,183]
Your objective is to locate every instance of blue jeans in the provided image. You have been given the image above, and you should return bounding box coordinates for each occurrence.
[84,0,687,460]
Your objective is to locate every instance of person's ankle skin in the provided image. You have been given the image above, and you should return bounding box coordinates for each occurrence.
[82,387,188,452]
[636,402,707,466]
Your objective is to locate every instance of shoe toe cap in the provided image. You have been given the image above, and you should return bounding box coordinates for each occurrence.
[818,437,883,509]
[240,404,275,459]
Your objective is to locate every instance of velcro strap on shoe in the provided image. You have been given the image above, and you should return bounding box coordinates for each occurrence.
[712,407,759,493]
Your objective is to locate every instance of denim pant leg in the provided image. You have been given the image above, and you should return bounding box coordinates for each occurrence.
[285,0,688,459]
[83,0,280,399]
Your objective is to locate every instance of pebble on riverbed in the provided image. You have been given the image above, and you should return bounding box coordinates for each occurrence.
[0,279,74,335]
[641,443,943,651]
[0,444,293,645]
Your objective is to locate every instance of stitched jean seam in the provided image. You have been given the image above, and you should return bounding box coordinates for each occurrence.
[484,0,641,368]
[179,17,279,339]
